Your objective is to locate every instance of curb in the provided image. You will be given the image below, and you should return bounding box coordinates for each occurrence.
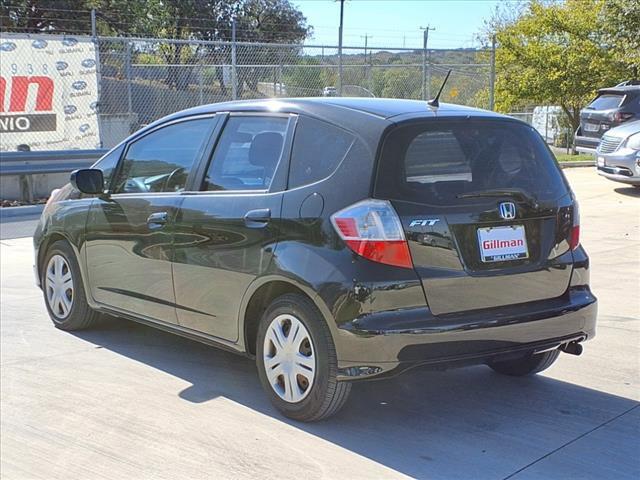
[559,161,594,169]
[0,204,45,219]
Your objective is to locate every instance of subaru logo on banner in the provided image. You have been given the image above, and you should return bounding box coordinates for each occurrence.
[0,42,17,52]
[31,39,48,49]
[499,202,517,220]
[72,80,87,91]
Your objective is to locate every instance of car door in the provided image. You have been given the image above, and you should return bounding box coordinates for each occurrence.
[172,113,295,341]
[85,115,218,323]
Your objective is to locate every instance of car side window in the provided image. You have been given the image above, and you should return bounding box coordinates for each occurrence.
[113,118,213,194]
[91,144,124,191]
[203,116,288,191]
[289,116,354,188]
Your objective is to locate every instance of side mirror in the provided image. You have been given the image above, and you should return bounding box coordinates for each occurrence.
[70,168,104,194]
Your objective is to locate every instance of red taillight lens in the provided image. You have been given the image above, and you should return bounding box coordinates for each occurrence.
[613,112,634,122]
[569,201,580,250]
[569,225,580,250]
[331,199,414,269]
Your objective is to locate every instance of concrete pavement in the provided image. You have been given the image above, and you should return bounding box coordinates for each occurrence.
[1,168,638,479]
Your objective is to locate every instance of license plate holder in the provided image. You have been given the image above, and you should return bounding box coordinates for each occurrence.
[477,225,529,263]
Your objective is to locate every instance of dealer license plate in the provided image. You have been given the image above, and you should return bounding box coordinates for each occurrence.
[477,225,529,263]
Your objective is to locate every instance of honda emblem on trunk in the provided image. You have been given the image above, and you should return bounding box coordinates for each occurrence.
[499,202,517,220]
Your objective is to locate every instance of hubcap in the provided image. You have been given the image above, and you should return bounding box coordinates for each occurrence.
[263,314,316,403]
[45,254,74,319]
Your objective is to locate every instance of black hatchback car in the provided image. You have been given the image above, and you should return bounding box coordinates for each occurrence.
[34,98,597,421]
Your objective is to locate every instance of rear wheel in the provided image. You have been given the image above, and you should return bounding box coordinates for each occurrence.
[256,293,351,422]
[42,240,101,331]
[488,349,560,376]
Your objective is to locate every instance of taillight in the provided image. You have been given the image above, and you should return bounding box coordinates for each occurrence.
[612,112,634,122]
[569,201,580,250]
[331,199,413,269]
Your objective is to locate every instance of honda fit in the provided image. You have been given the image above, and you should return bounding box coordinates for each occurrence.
[34,98,597,421]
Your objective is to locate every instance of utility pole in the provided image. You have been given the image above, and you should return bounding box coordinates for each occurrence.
[360,33,372,60]
[338,0,345,96]
[420,25,435,100]
[361,34,372,87]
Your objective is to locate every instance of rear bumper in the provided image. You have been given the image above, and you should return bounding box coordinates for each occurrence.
[574,135,599,154]
[334,287,597,381]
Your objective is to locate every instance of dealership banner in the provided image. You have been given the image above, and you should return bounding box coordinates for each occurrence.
[0,33,101,152]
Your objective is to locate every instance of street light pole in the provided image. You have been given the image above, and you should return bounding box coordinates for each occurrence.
[338,0,345,96]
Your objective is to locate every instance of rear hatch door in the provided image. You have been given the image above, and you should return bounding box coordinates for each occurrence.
[375,118,575,316]
[580,91,626,138]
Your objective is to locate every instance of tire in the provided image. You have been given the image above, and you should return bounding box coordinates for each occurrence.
[41,240,101,331]
[488,349,560,376]
[256,293,351,422]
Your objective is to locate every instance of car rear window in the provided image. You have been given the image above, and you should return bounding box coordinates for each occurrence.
[587,94,624,110]
[375,119,568,207]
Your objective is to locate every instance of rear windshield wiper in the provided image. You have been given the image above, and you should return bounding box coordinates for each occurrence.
[456,188,539,209]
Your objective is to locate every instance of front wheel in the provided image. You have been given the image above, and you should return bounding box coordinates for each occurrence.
[488,349,560,376]
[256,293,351,422]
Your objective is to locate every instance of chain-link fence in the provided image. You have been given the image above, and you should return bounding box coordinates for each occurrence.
[508,107,575,149]
[97,36,492,147]
[1,32,493,150]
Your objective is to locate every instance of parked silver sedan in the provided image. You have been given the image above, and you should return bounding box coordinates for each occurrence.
[596,120,640,187]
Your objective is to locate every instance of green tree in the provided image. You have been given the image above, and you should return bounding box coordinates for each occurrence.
[0,0,95,33]
[488,0,633,134]
[377,68,421,99]
[601,0,640,75]
[2,0,311,92]
[1,0,310,42]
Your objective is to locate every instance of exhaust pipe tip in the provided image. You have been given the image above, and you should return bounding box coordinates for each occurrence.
[561,341,583,356]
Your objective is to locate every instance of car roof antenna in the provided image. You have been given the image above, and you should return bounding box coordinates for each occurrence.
[427,69,452,108]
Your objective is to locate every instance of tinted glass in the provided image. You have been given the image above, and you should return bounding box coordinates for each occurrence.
[92,144,123,191]
[588,94,623,110]
[289,116,354,188]
[376,120,568,206]
[203,116,288,191]
[114,118,212,194]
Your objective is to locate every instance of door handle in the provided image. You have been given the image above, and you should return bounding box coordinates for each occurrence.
[147,211,168,228]
[244,208,271,227]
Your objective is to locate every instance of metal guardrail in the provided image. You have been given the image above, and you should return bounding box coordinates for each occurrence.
[0,150,108,176]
